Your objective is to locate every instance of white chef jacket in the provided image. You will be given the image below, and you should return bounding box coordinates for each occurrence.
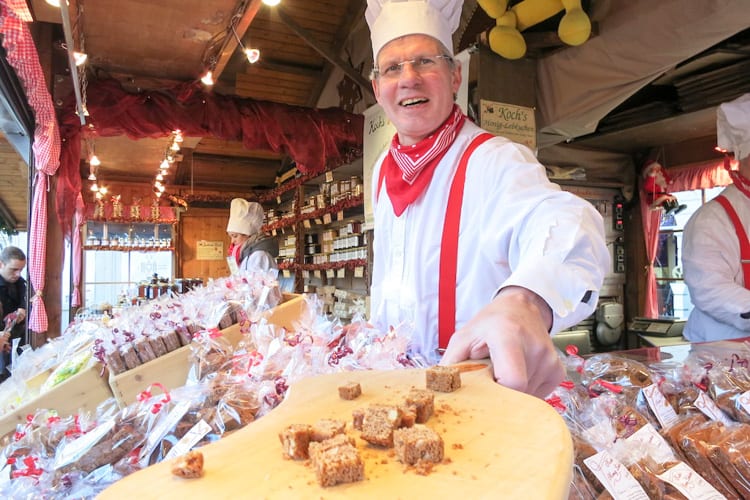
[682,184,750,341]
[370,120,609,362]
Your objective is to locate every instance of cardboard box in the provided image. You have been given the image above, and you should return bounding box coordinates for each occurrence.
[0,362,113,438]
[108,293,307,408]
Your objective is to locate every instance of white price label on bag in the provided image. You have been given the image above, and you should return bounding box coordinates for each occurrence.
[658,462,725,499]
[694,390,733,424]
[354,266,364,278]
[642,384,679,429]
[165,420,212,460]
[584,450,649,500]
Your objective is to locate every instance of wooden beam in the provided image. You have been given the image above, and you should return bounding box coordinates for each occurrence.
[273,6,374,98]
[213,0,264,81]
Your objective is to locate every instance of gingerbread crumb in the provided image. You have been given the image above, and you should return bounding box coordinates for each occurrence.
[451,443,464,450]
[170,450,204,479]
[414,459,435,475]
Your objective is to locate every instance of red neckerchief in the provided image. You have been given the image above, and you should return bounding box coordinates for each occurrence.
[726,155,750,199]
[381,105,465,216]
[228,242,241,265]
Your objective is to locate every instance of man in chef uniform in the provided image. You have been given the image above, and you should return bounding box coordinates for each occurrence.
[365,0,609,398]
[682,93,750,341]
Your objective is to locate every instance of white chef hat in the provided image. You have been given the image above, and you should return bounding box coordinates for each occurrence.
[365,0,463,61]
[717,93,750,160]
[227,198,264,236]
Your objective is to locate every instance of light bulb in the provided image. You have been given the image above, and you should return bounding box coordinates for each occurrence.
[95,191,103,200]
[158,184,165,192]
[262,0,281,6]
[90,182,99,191]
[99,186,108,195]
[87,172,96,181]
[156,173,164,181]
[173,131,184,142]
[73,51,88,66]
[160,169,168,176]
[160,159,170,169]
[170,142,180,151]
[89,154,101,166]
[155,191,163,198]
[45,0,61,7]
[200,70,214,86]
[244,48,260,64]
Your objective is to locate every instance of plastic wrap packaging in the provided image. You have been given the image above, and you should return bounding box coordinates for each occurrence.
[667,417,741,499]
[186,328,235,384]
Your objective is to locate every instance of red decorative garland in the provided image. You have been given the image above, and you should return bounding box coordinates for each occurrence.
[278,259,367,272]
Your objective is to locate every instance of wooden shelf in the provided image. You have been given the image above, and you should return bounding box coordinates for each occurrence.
[263,195,364,232]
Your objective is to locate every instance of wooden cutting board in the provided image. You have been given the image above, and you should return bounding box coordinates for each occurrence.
[100,363,573,499]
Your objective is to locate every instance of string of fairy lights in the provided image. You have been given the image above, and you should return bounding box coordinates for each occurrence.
[86,131,183,202]
[48,0,285,204]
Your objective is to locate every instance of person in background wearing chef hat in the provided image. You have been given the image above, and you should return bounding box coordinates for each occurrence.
[226,198,279,274]
[682,93,750,342]
[366,0,609,398]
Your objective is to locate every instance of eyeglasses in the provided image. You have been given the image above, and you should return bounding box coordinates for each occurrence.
[372,54,453,80]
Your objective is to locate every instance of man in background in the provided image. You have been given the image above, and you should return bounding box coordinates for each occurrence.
[682,93,750,341]
[0,246,27,382]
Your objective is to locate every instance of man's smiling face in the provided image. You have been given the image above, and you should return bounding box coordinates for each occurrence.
[372,34,461,146]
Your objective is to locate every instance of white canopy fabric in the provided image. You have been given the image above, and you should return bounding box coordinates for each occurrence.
[536,0,750,148]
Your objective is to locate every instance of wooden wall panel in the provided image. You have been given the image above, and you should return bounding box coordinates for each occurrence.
[178,208,231,283]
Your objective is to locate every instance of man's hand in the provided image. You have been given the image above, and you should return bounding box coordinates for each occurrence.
[439,286,564,399]
[0,331,9,351]
[15,308,25,323]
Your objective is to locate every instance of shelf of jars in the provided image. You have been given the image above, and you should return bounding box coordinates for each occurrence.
[83,242,174,252]
[84,221,175,252]
[262,194,364,233]
[277,258,367,272]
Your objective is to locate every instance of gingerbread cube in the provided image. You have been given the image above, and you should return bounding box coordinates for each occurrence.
[311,418,346,442]
[426,365,461,392]
[309,434,364,487]
[278,423,312,459]
[405,388,434,423]
[338,381,362,400]
[360,405,402,447]
[393,425,444,465]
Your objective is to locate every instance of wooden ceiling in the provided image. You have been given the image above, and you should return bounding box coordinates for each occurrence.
[13,0,371,222]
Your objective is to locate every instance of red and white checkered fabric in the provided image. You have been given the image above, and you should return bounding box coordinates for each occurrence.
[1,1,63,333]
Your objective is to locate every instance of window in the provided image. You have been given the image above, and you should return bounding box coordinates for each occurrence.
[83,222,174,310]
[655,186,725,319]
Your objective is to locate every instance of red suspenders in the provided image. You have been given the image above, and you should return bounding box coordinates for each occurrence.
[376,132,494,349]
[714,195,750,289]
[437,133,494,348]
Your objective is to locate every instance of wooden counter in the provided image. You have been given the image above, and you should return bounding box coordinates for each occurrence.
[100,363,573,499]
